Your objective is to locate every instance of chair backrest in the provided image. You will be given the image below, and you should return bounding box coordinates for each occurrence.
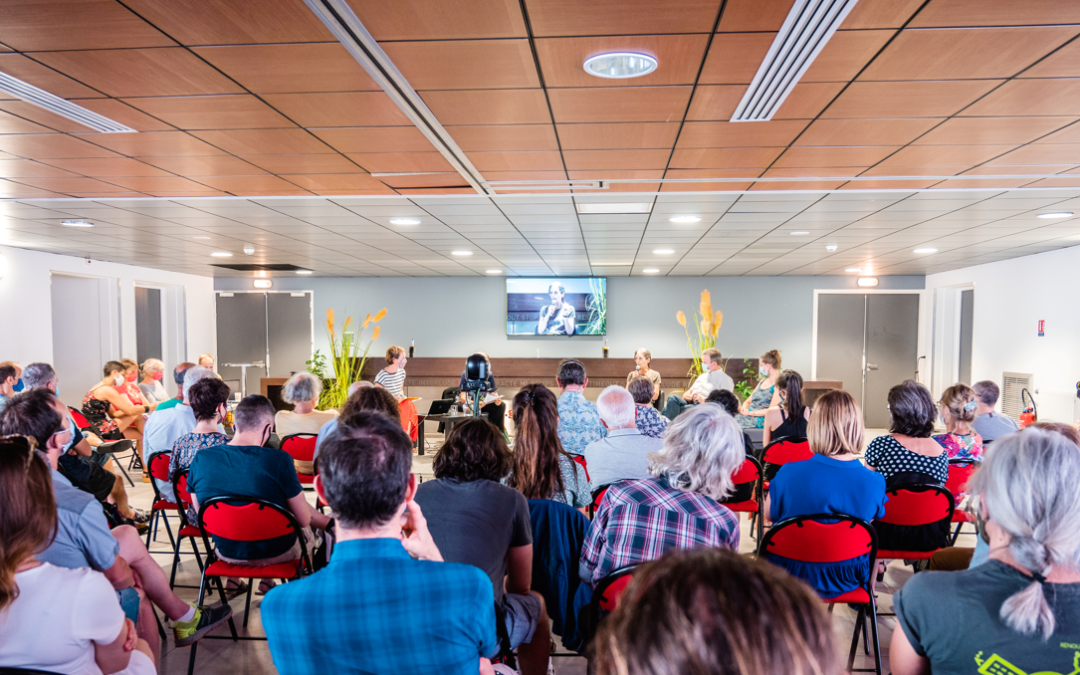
[759,514,877,565]
[595,564,638,612]
[173,469,195,522]
[877,484,955,527]
[719,455,761,505]
[945,459,978,499]
[148,451,172,483]
[761,436,812,466]
[590,484,611,512]
[197,495,312,575]
[280,433,318,463]
[571,454,590,483]
[67,406,92,430]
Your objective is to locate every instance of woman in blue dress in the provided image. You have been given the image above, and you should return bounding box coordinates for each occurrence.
[737,350,781,429]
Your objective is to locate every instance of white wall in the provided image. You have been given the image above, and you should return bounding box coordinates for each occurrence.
[925,246,1080,423]
[0,245,216,403]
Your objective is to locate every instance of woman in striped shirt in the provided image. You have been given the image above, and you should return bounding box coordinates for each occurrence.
[374,346,407,399]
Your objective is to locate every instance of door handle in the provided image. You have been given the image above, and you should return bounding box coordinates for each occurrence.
[866,363,879,371]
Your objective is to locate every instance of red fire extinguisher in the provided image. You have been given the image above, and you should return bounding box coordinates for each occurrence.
[1019,388,1037,428]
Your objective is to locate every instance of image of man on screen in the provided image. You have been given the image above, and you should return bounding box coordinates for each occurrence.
[536,282,576,335]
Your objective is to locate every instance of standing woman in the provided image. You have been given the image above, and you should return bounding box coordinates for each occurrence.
[762,370,811,446]
[934,383,984,462]
[626,349,661,403]
[137,358,168,406]
[374,345,418,444]
[508,384,591,513]
[737,350,782,429]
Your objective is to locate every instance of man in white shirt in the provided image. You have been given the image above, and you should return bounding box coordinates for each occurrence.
[584,386,664,488]
[142,366,216,501]
[662,348,735,420]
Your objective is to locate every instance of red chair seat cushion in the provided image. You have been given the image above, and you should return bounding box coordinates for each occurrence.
[296,473,315,485]
[823,587,871,604]
[178,525,201,538]
[722,500,759,513]
[153,499,179,511]
[877,548,939,560]
[951,510,972,523]
[205,559,302,580]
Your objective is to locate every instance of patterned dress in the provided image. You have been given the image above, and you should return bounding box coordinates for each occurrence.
[635,405,669,439]
[556,391,606,455]
[736,383,775,429]
[81,390,122,439]
[932,432,984,463]
[865,435,949,485]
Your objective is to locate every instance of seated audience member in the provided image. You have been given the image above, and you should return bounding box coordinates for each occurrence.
[662,348,734,420]
[934,383,984,461]
[584,385,664,487]
[625,348,661,402]
[555,360,606,455]
[169,377,232,516]
[275,372,338,438]
[118,358,151,409]
[0,360,22,411]
[83,361,148,450]
[313,381,378,458]
[0,440,157,675]
[509,384,591,510]
[865,380,948,486]
[262,412,498,675]
[415,418,550,675]
[197,353,215,371]
[972,379,1019,442]
[138,358,168,406]
[736,350,782,429]
[765,389,886,599]
[142,366,216,502]
[891,427,1080,674]
[628,375,668,439]
[580,404,743,587]
[706,388,756,456]
[458,353,506,433]
[593,549,837,675]
[188,395,330,584]
[0,389,231,654]
[154,362,193,412]
[762,369,811,445]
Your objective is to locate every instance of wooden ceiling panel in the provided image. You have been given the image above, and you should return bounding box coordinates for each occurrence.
[422,90,552,125]
[190,129,331,155]
[859,165,966,176]
[311,127,439,154]
[962,79,1080,117]
[193,44,381,94]
[467,151,565,171]
[101,175,218,192]
[563,149,672,171]
[279,173,395,193]
[35,157,171,177]
[0,159,78,178]
[910,0,1080,28]
[840,0,925,29]
[0,54,104,99]
[0,134,120,159]
[70,99,175,131]
[1022,40,1080,79]
[1034,123,1080,144]
[985,144,1080,166]
[823,80,1002,118]
[915,117,1076,145]
[558,122,680,150]
[241,155,365,175]
[526,0,721,36]
[685,85,745,121]
[262,92,412,127]
[346,152,456,173]
[396,187,477,195]
[677,120,809,148]
[0,0,171,51]
[345,0,525,40]
[0,180,62,197]
[717,0,796,32]
[380,174,469,189]
[698,34,776,85]
[383,40,539,90]
[670,147,784,169]
[123,95,294,130]
[135,155,267,175]
[548,87,693,123]
[774,146,899,167]
[859,27,1077,81]
[192,174,311,193]
[447,125,559,151]
[773,82,847,119]
[0,110,53,134]
[13,176,133,192]
[568,169,663,179]
[0,101,94,133]
[33,49,244,98]
[878,144,1018,167]
[796,118,940,146]
[85,131,227,157]
[539,35,709,87]
[484,171,566,181]
[122,0,333,44]
[802,30,895,82]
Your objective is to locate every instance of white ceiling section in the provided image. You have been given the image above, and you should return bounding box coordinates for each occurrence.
[5,188,1080,278]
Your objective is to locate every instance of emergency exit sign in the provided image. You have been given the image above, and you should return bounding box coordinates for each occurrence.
[1038,320,1045,337]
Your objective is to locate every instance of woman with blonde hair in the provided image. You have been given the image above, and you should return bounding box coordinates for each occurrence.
[765,389,887,598]
[137,358,168,406]
[934,383,984,462]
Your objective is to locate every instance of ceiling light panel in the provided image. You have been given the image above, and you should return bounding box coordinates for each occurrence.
[583,53,659,79]
[0,72,136,134]
[576,203,653,214]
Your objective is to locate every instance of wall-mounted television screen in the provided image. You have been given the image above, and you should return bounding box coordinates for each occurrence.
[507,278,607,336]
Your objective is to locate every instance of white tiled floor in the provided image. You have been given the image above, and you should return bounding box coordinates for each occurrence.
[121,430,974,674]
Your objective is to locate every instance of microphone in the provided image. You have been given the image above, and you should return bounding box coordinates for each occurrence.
[635,365,641,371]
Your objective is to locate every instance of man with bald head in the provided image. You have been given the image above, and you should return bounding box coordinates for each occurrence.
[583,385,664,488]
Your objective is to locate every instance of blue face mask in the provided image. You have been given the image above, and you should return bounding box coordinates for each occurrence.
[11,378,23,392]
[759,367,769,378]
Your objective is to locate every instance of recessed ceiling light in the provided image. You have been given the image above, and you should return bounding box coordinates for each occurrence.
[193,236,211,240]
[243,243,255,255]
[253,279,272,289]
[583,52,658,79]
[591,262,632,267]
[845,267,863,273]
[791,231,810,236]
[643,268,660,274]
[60,220,93,227]
[825,244,838,252]
[576,203,653,214]
[486,269,502,274]
[857,277,880,288]
[451,250,472,256]
[295,269,313,275]
[1037,212,1074,219]
[668,215,701,223]
[653,249,675,255]
[913,247,938,254]
[210,252,233,257]
[390,218,420,225]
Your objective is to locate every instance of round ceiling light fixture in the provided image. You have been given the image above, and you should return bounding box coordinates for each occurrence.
[825,244,838,252]
[295,269,313,275]
[210,251,233,257]
[584,52,658,79]
[653,249,674,254]
[486,269,502,275]
[913,247,938,254]
[791,231,810,236]
[844,267,863,273]
[451,250,472,256]
[390,218,421,225]
[668,215,701,223]
[643,268,660,274]
[1037,212,1073,219]
[60,220,93,227]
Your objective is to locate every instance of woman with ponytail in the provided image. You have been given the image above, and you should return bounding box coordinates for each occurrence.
[891,427,1080,674]
[933,383,985,462]
[0,436,156,674]
[762,369,810,445]
[508,384,591,512]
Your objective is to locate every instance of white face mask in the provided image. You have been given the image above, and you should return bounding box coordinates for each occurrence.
[113,375,125,386]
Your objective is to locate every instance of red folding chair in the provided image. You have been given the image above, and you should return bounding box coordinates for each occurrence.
[280,433,317,491]
[756,436,812,540]
[187,495,313,675]
[588,483,611,519]
[873,484,955,562]
[945,459,978,544]
[718,455,762,516]
[145,452,179,550]
[170,470,206,590]
[570,454,590,483]
[588,564,639,641]
[759,514,881,675]
[68,406,139,486]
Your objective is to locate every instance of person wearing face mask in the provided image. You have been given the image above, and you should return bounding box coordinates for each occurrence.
[137,358,168,406]
[0,361,23,412]
[116,358,153,410]
[762,369,812,446]
[83,361,150,453]
[188,395,330,585]
[168,377,232,518]
[933,383,984,462]
[141,365,218,502]
[736,350,782,429]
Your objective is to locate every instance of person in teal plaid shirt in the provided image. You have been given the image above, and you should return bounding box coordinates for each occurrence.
[262,412,498,675]
[555,360,606,455]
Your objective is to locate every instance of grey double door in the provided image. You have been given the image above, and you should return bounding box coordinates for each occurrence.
[215,291,313,397]
[816,293,920,429]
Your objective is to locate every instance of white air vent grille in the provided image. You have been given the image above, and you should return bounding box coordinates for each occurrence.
[0,72,136,134]
[1001,372,1033,423]
[731,0,861,122]
[488,180,605,192]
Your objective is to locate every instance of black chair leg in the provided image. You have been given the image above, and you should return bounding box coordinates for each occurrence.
[869,598,882,675]
[862,610,870,655]
[243,582,254,628]
[846,605,864,672]
[211,576,240,640]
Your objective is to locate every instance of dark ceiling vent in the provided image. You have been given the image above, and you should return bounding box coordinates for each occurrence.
[211,263,306,271]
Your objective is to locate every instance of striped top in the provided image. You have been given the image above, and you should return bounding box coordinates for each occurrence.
[375,368,406,398]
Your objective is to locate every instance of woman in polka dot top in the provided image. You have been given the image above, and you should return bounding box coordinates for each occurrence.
[865,379,948,486]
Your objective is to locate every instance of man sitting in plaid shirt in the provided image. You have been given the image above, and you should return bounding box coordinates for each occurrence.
[262,411,498,675]
[580,404,745,587]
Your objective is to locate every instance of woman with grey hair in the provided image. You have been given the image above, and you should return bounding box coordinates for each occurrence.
[891,427,1080,673]
[138,358,168,406]
[274,372,338,438]
[579,403,744,588]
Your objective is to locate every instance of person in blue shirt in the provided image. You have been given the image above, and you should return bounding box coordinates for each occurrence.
[765,389,887,599]
[554,360,606,455]
[262,411,498,675]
